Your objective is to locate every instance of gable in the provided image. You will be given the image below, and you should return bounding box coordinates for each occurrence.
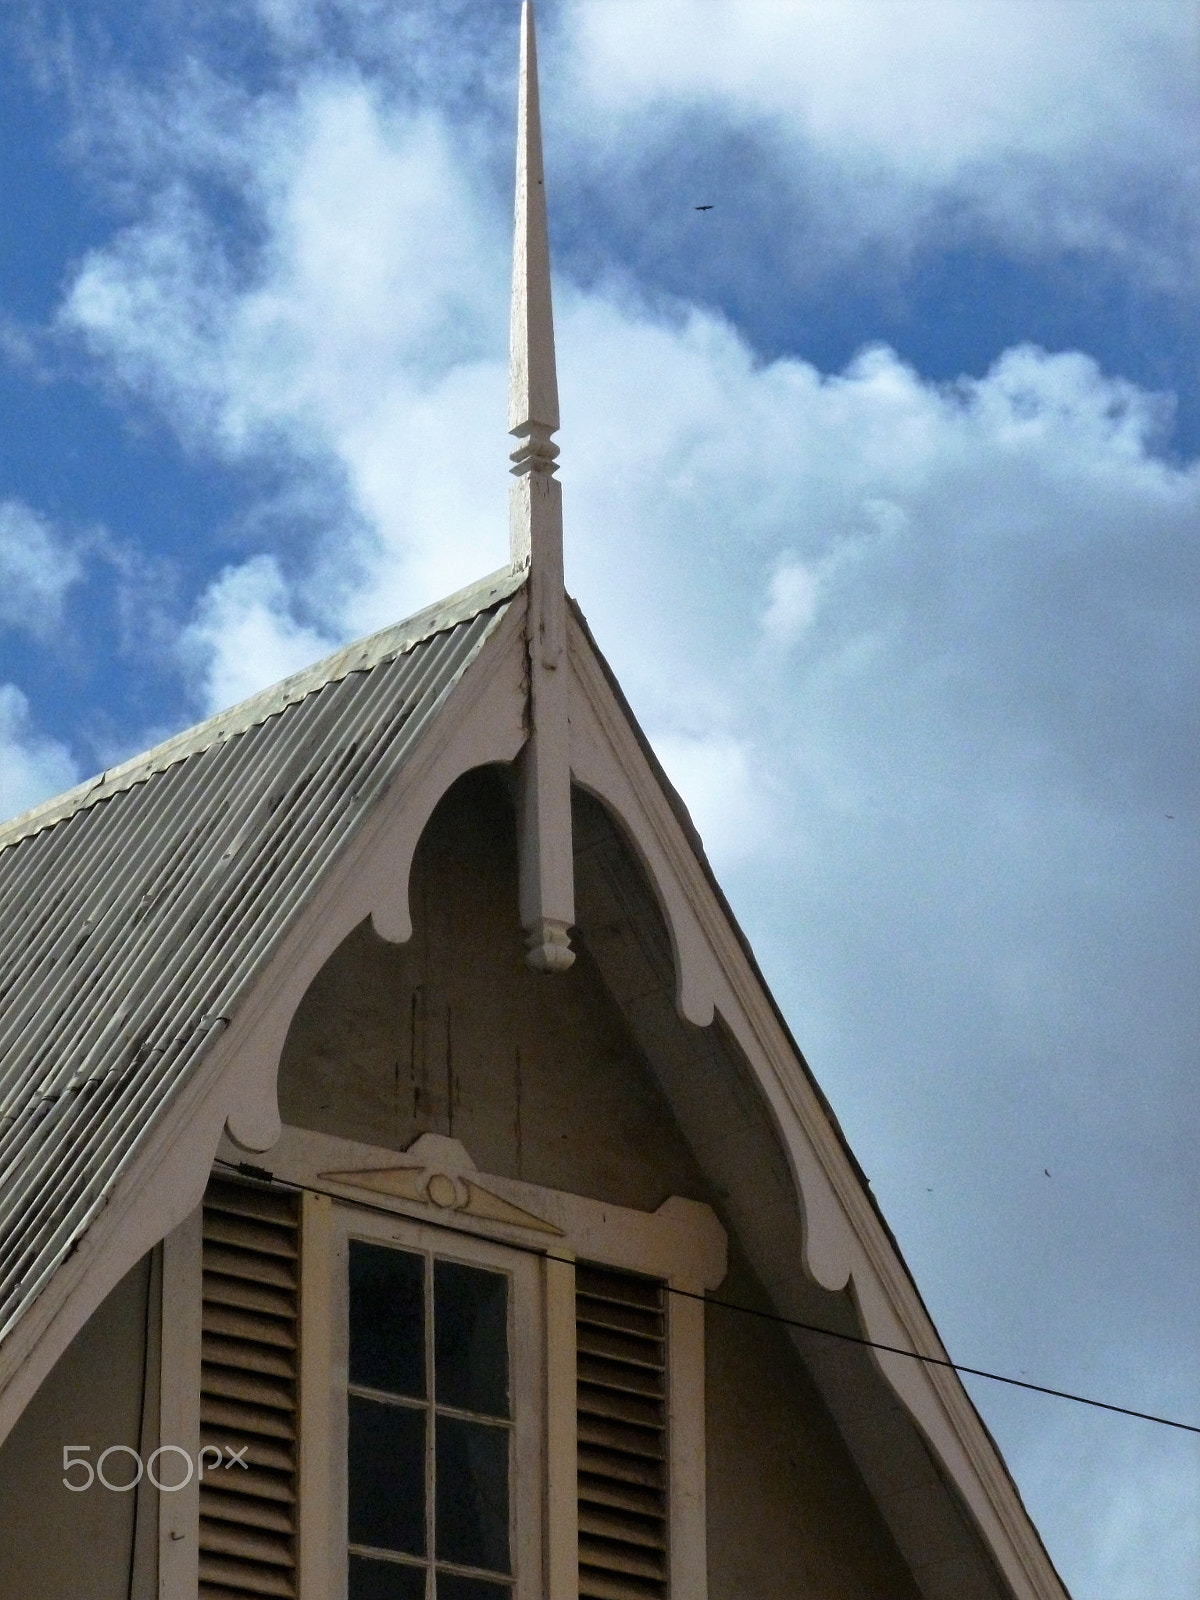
[0,575,1066,1600]
[279,761,1019,1599]
[283,765,929,1599]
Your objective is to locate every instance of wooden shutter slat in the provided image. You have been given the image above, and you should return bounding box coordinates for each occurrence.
[579,1572,664,1600]
[200,1177,300,1600]
[203,1303,298,1349]
[203,1275,296,1321]
[578,1443,664,1490]
[578,1472,664,1519]
[205,1179,300,1226]
[199,1551,296,1598]
[575,1265,662,1310]
[576,1325,664,1370]
[202,1427,295,1476]
[204,1333,296,1379]
[200,1395,297,1441]
[201,1486,295,1535]
[577,1352,663,1398]
[578,1505,666,1550]
[204,1243,297,1291]
[203,1213,299,1260]
[577,1266,668,1599]
[202,1466,296,1505]
[200,1585,281,1600]
[578,1414,665,1460]
[579,1535,666,1580]
[580,1577,663,1600]
[202,1366,296,1411]
[575,1298,664,1340]
[578,1383,663,1430]
[199,1520,295,1564]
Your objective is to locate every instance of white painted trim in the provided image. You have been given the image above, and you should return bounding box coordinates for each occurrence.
[667,1286,707,1600]
[544,1254,578,1600]
[513,474,576,972]
[315,1200,547,1600]
[157,1208,201,1600]
[130,1244,163,1600]
[298,1190,335,1600]
[565,610,1067,1600]
[0,604,527,1454]
[242,1126,727,1294]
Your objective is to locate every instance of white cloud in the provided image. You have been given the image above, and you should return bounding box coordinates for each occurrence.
[560,301,1198,795]
[0,685,79,821]
[571,0,1190,165]
[762,556,820,646]
[0,500,83,636]
[61,73,1200,836]
[565,0,1199,279]
[178,555,334,715]
[651,730,766,868]
[65,79,513,644]
[64,83,506,448]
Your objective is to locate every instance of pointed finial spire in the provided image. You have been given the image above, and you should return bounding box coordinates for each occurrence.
[508,0,574,973]
[508,0,560,494]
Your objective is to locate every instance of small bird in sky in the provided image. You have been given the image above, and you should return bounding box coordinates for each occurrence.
[694,204,713,211]
[1044,1168,1051,1177]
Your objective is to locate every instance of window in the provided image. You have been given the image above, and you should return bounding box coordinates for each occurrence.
[346,1241,514,1600]
[183,1127,726,1600]
[331,1211,544,1600]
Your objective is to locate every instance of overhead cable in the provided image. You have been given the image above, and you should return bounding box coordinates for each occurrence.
[218,1158,1200,1438]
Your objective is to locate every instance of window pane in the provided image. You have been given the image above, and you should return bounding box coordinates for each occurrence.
[437,1576,510,1600]
[349,1395,426,1556]
[435,1417,510,1574]
[434,1261,508,1418]
[350,1242,425,1398]
[349,1554,427,1600]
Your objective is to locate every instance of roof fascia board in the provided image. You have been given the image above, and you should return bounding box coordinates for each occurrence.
[0,596,528,1450]
[564,607,1067,1600]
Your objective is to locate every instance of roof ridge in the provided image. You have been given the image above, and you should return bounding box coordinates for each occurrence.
[0,564,525,852]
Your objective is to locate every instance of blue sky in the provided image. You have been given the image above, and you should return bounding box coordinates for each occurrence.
[0,3,1197,1595]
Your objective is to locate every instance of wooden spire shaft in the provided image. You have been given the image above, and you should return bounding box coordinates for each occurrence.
[509,0,574,972]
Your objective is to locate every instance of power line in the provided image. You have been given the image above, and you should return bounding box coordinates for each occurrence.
[218,1158,1200,1438]
[681,1284,1200,1436]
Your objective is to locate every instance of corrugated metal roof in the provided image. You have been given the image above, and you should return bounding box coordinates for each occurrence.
[0,566,523,1347]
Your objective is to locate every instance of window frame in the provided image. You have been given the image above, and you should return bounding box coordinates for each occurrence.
[211,1124,726,1600]
[331,1207,544,1600]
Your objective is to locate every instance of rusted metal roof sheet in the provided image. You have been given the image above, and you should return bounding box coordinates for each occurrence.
[0,567,522,1346]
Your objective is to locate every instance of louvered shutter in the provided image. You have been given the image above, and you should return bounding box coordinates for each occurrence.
[200,1176,301,1600]
[576,1263,668,1600]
